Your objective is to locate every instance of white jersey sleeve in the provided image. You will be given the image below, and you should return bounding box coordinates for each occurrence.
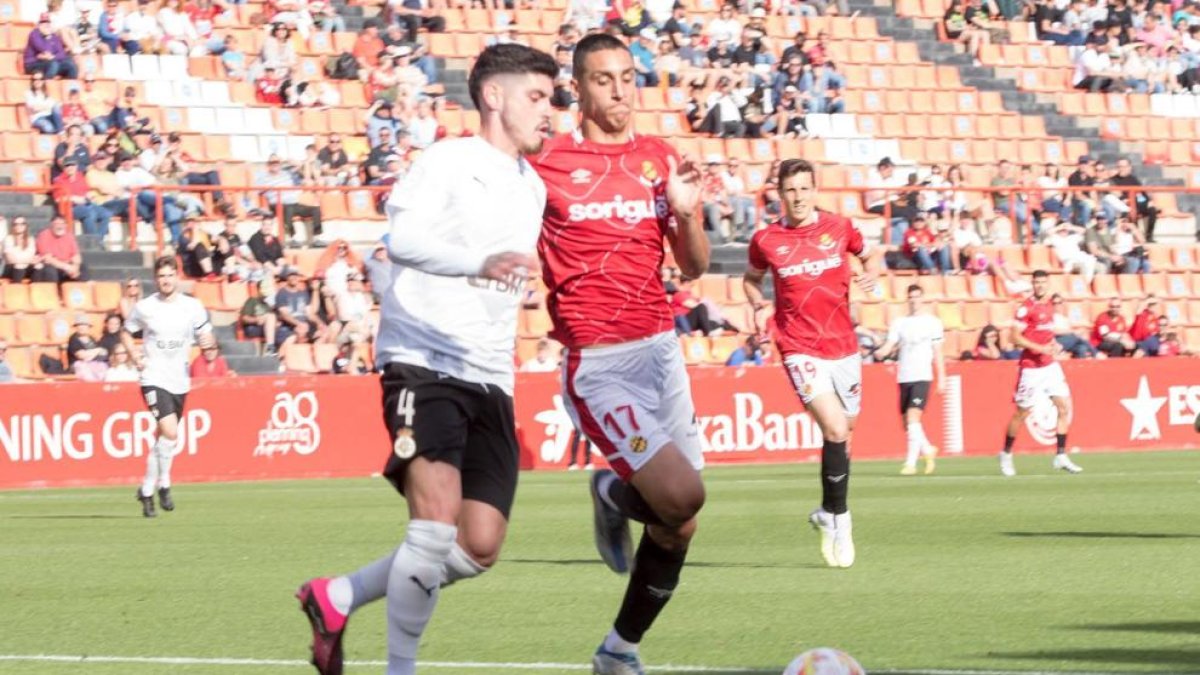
[375,136,546,394]
[384,143,489,277]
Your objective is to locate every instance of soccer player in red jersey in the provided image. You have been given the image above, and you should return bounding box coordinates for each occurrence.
[1000,269,1082,476]
[528,33,708,674]
[742,159,879,569]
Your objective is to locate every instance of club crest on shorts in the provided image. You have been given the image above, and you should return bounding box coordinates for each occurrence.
[629,436,648,454]
[393,429,417,459]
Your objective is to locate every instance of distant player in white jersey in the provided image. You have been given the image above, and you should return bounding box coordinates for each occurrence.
[876,284,945,476]
[121,256,215,518]
[295,44,557,675]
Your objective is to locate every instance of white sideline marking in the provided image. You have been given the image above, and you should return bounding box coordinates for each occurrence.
[0,655,1161,675]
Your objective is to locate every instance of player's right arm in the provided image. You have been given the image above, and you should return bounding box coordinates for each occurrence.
[385,144,537,281]
[1009,306,1053,355]
[120,307,144,371]
[877,321,901,360]
[743,236,772,337]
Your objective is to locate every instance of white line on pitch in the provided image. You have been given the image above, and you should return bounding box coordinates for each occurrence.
[0,654,1173,675]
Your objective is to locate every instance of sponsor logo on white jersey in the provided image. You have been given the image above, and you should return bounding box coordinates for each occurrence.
[567,194,668,225]
[253,391,321,457]
[569,168,593,185]
[777,254,843,279]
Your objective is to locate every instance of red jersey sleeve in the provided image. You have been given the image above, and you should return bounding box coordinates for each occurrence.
[844,217,866,257]
[747,229,769,271]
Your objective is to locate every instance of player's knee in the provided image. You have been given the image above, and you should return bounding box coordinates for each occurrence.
[823,422,851,443]
[458,532,502,569]
[647,516,698,551]
[656,481,705,527]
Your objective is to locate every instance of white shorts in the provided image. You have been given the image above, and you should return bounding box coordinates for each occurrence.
[562,332,704,481]
[1014,363,1070,409]
[782,353,863,418]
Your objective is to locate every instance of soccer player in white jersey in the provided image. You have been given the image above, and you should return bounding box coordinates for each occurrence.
[295,44,557,675]
[876,284,945,476]
[120,256,215,518]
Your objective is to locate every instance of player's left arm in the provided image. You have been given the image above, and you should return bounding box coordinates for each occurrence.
[934,325,946,394]
[663,153,710,279]
[193,304,216,350]
[848,224,880,293]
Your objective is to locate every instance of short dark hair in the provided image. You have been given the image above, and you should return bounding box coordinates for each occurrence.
[907,284,923,296]
[572,33,629,80]
[1032,269,1049,279]
[778,158,816,187]
[467,43,558,110]
[154,256,178,273]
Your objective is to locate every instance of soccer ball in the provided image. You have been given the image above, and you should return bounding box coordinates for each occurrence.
[782,648,864,675]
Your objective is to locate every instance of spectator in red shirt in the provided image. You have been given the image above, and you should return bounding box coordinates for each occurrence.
[255,64,288,105]
[34,215,87,283]
[53,159,112,238]
[352,21,385,72]
[1130,296,1164,356]
[190,345,236,378]
[1090,297,1136,357]
[901,213,952,274]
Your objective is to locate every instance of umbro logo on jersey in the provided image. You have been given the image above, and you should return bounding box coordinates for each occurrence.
[913,398,923,404]
[569,168,592,184]
[775,245,791,256]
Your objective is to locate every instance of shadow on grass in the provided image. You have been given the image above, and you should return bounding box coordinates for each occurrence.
[504,558,819,570]
[992,647,1200,667]
[1002,531,1200,540]
[8,514,140,520]
[1074,621,1200,634]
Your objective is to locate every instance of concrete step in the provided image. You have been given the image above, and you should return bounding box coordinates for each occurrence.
[217,340,260,357]
[226,355,283,375]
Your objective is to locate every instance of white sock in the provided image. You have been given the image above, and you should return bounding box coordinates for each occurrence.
[603,628,639,654]
[326,576,355,616]
[904,423,921,467]
[386,520,456,669]
[440,542,487,587]
[344,552,394,614]
[910,422,931,455]
[155,436,176,489]
[140,450,159,498]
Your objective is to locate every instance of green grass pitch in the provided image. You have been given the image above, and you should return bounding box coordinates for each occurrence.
[1,451,1197,674]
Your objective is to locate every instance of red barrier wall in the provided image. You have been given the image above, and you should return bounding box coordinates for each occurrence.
[1,360,1196,490]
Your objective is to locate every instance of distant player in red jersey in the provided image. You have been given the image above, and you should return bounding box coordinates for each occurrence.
[528,33,709,674]
[1000,269,1082,476]
[742,159,879,569]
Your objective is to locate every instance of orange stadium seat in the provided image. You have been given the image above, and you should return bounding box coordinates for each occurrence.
[962,301,990,329]
[93,282,122,310]
[1166,273,1191,298]
[313,343,339,373]
[283,344,318,373]
[0,315,15,342]
[3,283,31,312]
[61,282,94,311]
[680,336,710,365]
[192,281,224,309]
[15,314,49,345]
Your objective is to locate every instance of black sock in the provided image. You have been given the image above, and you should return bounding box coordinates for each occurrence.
[1056,433,1067,455]
[820,440,850,515]
[1003,434,1016,453]
[606,476,666,526]
[613,530,687,643]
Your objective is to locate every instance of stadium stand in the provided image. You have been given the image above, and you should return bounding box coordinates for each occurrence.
[0,0,1196,380]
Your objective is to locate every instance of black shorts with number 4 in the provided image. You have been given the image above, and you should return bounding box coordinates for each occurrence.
[142,386,187,421]
[898,381,931,414]
[381,363,519,519]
